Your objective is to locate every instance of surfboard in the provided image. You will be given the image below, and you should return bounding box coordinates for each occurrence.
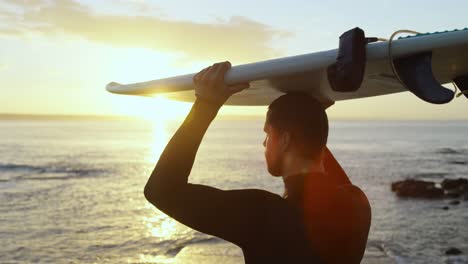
[106,28,468,106]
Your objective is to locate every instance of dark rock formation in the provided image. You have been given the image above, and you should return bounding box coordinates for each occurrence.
[443,178,468,199]
[445,191,461,199]
[392,178,468,199]
[391,179,444,199]
[437,148,461,154]
[441,178,468,191]
[445,247,462,255]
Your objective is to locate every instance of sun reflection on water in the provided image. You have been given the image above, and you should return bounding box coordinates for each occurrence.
[145,119,170,163]
[137,98,184,243]
[137,253,174,264]
[142,213,178,239]
[137,97,189,164]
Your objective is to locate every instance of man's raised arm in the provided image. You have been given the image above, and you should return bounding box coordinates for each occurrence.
[144,61,249,204]
[143,62,277,247]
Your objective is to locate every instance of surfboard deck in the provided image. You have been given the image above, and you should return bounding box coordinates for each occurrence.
[106,28,468,106]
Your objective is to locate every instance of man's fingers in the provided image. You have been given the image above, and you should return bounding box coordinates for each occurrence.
[193,67,209,82]
[209,63,221,83]
[194,62,231,85]
[213,61,230,84]
[194,62,239,104]
[198,66,212,82]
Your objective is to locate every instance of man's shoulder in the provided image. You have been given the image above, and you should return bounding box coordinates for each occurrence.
[336,183,363,192]
[334,184,371,224]
[336,184,369,205]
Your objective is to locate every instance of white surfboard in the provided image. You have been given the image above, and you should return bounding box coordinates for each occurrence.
[106,28,468,106]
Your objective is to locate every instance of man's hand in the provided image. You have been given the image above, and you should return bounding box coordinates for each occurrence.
[193,61,249,106]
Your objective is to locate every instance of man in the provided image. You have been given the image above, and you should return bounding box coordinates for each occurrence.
[144,61,371,263]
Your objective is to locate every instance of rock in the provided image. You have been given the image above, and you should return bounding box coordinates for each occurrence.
[391,179,435,192]
[441,178,468,198]
[449,200,460,205]
[445,247,462,255]
[441,178,468,191]
[391,179,444,199]
[391,181,406,192]
[392,178,468,199]
[437,148,460,154]
[445,191,461,199]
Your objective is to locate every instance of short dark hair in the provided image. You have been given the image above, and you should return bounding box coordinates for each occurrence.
[267,93,328,159]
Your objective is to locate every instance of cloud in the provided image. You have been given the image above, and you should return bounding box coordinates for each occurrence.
[0,0,291,63]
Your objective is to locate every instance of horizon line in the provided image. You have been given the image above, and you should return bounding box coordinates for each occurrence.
[1,113,467,122]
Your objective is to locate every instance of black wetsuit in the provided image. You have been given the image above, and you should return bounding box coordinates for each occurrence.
[144,99,368,264]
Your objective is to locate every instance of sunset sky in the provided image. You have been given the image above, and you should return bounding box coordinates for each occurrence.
[0,0,467,120]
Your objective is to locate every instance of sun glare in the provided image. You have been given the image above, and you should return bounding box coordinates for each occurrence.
[114,96,192,162]
[147,118,169,163]
[142,213,178,239]
[115,96,191,123]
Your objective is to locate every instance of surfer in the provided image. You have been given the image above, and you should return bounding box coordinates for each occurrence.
[144,61,371,263]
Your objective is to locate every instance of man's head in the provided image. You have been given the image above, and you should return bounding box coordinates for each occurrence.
[263,93,328,176]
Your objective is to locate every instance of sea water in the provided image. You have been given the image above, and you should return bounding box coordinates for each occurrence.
[0,118,467,264]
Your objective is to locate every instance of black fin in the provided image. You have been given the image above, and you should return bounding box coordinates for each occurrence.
[454,76,468,99]
[393,52,454,104]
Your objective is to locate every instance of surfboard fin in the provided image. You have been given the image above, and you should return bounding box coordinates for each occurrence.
[393,52,455,104]
[454,76,468,99]
[327,27,375,93]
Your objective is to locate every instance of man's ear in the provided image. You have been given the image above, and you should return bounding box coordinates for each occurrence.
[279,131,291,152]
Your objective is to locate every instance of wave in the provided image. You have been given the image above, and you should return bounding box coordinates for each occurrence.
[412,172,450,179]
[448,160,467,165]
[367,240,408,264]
[164,237,221,256]
[83,236,221,257]
[0,163,108,182]
[0,163,45,173]
[21,174,99,181]
[435,147,464,155]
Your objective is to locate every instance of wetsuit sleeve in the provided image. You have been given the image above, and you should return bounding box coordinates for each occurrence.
[144,98,274,247]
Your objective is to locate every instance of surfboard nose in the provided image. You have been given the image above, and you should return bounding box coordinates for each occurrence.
[106,82,123,93]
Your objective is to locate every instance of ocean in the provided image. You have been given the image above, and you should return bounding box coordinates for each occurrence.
[0,117,467,263]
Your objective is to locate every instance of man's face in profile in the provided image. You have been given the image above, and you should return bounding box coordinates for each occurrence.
[263,119,283,177]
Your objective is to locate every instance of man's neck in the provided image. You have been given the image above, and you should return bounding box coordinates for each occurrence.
[281,151,325,182]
